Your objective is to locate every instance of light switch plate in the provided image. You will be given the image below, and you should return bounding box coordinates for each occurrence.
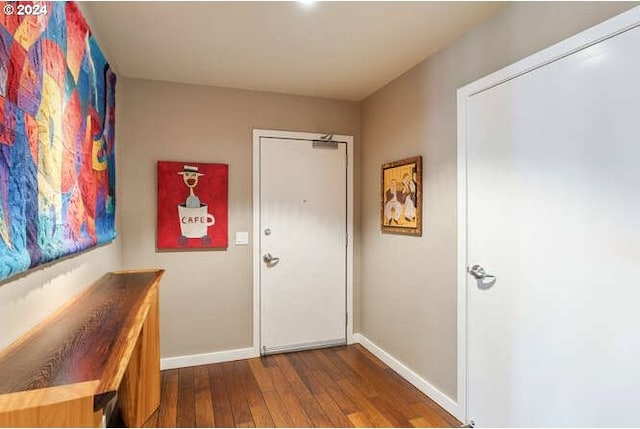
[235,231,249,245]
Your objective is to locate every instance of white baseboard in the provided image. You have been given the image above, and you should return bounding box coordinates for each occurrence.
[353,333,462,421]
[160,347,258,370]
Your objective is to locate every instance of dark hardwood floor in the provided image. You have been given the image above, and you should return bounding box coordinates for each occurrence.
[141,344,459,428]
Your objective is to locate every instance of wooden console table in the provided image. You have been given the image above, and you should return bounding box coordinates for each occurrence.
[0,269,164,427]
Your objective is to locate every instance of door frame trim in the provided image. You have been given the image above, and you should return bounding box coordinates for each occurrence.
[252,129,355,356]
[456,7,640,424]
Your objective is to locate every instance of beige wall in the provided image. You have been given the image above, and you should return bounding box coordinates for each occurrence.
[359,1,635,400]
[118,78,360,358]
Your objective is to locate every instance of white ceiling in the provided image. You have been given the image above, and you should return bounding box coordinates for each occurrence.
[83,1,504,101]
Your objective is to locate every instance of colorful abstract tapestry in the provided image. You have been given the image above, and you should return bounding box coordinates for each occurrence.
[0,2,116,281]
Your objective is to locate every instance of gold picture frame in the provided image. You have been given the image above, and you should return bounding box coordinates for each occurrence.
[381,156,422,236]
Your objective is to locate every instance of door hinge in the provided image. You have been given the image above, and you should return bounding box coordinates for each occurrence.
[346,312,348,327]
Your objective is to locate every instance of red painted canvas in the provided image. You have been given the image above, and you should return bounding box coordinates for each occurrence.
[157,161,228,250]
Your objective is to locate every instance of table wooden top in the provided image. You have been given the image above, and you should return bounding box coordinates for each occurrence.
[0,269,164,407]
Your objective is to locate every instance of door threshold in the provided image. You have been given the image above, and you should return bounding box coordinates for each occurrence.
[262,338,346,356]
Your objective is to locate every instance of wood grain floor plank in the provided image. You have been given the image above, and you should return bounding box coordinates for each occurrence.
[323,347,360,377]
[274,354,333,427]
[157,369,179,427]
[249,404,275,428]
[237,360,275,428]
[310,367,358,415]
[413,401,459,427]
[351,344,387,369]
[314,392,354,428]
[297,348,358,415]
[261,354,279,368]
[223,361,254,426]
[286,352,324,396]
[193,365,215,428]
[249,358,292,427]
[323,348,377,397]
[347,411,374,428]
[288,353,354,427]
[346,345,455,426]
[308,349,345,380]
[367,394,413,427]
[150,346,458,428]
[236,360,266,405]
[336,346,423,420]
[260,389,294,427]
[208,364,235,428]
[176,367,195,428]
[337,378,393,428]
[267,364,313,427]
[436,405,461,427]
[248,358,274,392]
[410,416,432,427]
[412,402,452,427]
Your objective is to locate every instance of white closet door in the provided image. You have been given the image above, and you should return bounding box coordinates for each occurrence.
[466,24,640,426]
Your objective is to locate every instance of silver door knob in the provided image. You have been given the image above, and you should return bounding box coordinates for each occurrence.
[263,253,280,264]
[468,264,495,281]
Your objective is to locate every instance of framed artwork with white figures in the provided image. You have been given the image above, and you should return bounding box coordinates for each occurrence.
[380,156,422,236]
[157,161,228,250]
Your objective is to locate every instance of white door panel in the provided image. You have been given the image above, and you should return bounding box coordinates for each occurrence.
[260,137,346,353]
[466,24,640,426]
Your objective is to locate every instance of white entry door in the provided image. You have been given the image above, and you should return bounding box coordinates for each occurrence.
[258,135,347,354]
[463,13,640,427]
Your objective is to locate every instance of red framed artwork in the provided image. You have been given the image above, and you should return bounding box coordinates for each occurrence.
[157,161,228,250]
